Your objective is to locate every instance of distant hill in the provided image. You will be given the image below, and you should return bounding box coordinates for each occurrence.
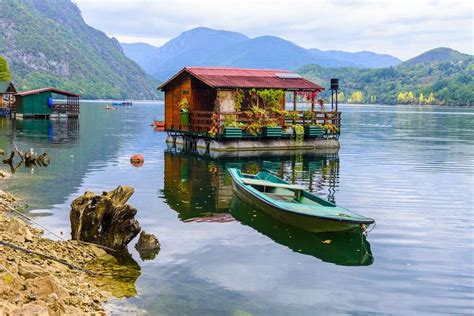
[0,0,159,100]
[0,56,11,81]
[121,27,402,80]
[297,48,474,106]
[401,47,471,67]
[309,49,401,68]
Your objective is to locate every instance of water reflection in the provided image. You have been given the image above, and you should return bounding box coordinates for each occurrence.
[163,149,340,223]
[161,149,370,265]
[13,118,80,145]
[230,195,373,266]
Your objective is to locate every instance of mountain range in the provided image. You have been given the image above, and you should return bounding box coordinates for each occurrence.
[121,27,402,80]
[297,47,473,105]
[0,0,158,99]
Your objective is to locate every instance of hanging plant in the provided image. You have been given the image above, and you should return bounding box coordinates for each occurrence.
[233,89,244,112]
[208,112,219,138]
[293,124,304,144]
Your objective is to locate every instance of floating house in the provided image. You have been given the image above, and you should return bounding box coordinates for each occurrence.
[0,81,17,115]
[15,87,80,119]
[159,67,341,153]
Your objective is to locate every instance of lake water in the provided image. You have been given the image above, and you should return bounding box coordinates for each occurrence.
[0,102,473,315]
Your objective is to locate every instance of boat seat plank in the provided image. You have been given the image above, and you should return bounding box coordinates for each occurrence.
[241,178,304,190]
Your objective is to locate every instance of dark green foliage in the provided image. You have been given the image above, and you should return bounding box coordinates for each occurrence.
[0,0,159,99]
[297,48,474,106]
[0,56,11,80]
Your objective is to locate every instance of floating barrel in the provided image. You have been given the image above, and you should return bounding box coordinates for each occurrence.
[130,154,144,167]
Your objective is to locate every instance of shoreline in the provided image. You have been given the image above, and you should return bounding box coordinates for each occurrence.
[0,190,136,315]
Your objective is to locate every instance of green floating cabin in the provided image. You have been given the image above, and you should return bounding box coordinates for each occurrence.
[15,87,80,119]
[159,67,342,153]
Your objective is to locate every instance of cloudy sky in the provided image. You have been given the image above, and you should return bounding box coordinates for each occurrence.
[74,0,472,60]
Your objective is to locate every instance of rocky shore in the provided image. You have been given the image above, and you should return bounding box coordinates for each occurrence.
[0,190,139,315]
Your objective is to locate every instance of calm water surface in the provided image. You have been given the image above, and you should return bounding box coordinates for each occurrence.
[0,102,473,315]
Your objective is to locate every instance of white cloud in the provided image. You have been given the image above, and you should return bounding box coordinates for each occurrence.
[74,0,473,59]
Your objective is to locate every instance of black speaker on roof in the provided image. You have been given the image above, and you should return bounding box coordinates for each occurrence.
[330,78,339,90]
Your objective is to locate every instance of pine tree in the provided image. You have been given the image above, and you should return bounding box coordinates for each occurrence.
[0,56,11,81]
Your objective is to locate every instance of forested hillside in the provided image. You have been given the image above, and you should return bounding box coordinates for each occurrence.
[298,48,473,105]
[0,0,158,99]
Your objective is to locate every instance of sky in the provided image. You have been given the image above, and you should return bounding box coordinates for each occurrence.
[74,0,473,60]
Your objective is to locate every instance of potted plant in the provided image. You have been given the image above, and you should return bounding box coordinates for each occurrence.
[262,121,282,138]
[223,116,244,139]
[304,123,325,138]
[178,98,190,126]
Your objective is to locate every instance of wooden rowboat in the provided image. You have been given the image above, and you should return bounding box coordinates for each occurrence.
[228,168,375,233]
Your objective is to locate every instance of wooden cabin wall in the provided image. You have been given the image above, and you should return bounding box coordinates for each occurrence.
[191,77,215,112]
[164,74,217,130]
[164,72,192,130]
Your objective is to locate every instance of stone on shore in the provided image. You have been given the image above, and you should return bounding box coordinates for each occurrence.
[135,231,160,261]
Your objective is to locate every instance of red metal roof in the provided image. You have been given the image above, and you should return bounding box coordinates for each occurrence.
[159,67,324,91]
[16,87,80,97]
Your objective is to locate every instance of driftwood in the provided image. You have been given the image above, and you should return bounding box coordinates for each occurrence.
[0,143,49,173]
[70,186,141,250]
[12,142,49,167]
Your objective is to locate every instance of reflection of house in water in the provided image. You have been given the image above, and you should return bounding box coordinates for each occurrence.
[0,81,17,115]
[15,118,79,145]
[162,149,340,221]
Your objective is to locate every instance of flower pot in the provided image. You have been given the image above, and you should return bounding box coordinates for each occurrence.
[180,111,190,126]
[223,127,243,139]
[304,125,325,138]
[262,126,282,138]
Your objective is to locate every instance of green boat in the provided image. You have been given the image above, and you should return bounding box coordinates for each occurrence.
[228,168,375,233]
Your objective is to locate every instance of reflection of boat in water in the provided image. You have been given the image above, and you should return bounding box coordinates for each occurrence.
[229,168,374,233]
[230,195,374,266]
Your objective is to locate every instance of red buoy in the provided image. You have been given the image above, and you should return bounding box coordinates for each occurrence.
[130,154,144,167]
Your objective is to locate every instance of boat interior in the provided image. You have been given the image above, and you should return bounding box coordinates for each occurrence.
[239,171,333,206]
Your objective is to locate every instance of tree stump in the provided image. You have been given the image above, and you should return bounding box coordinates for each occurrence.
[70,186,141,250]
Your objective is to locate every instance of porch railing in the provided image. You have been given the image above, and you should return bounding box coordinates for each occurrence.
[188,110,341,136]
[52,103,80,114]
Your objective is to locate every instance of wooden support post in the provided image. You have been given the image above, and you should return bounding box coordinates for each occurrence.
[311,92,315,112]
[293,91,297,111]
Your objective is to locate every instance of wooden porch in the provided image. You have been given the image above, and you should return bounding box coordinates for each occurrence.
[170,110,342,140]
[51,96,80,117]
